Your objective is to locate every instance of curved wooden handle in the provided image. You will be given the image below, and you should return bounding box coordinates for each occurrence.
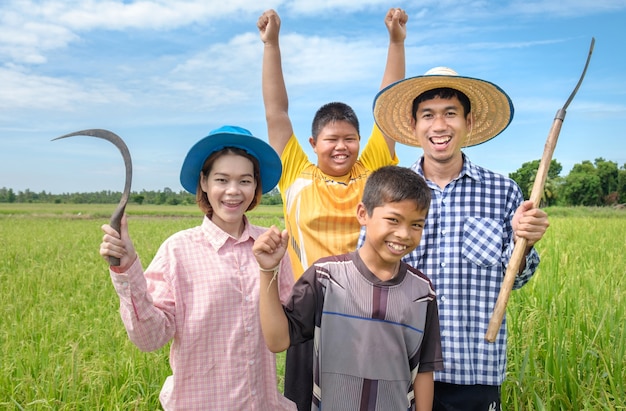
[485,238,529,342]
[485,115,563,342]
[108,202,127,267]
[485,37,594,342]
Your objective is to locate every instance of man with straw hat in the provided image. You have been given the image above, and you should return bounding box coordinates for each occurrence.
[365,67,550,409]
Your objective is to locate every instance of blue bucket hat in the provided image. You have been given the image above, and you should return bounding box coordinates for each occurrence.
[180,125,281,194]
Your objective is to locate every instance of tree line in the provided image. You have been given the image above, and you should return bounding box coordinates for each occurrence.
[0,186,283,206]
[509,157,625,207]
[2,157,624,207]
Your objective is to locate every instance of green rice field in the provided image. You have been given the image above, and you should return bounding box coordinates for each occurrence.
[0,203,624,410]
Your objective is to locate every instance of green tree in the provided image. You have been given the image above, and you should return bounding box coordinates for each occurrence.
[531,171,559,207]
[509,159,562,205]
[132,194,145,205]
[261,187,282,205]
[0,187,16,203]
[155,190,167,205]
[594,158,619,204]
[618,164,626,204]
[562,161,603,206]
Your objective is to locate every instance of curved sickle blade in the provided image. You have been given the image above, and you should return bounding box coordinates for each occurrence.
[52,129,132,266]
[561,37,595,114]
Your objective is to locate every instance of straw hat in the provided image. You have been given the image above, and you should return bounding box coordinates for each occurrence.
[180,125,281,194]
[373,67,514,147]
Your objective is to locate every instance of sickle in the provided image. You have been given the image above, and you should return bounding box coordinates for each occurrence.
[485,38,595,342]
[52,129,132,267]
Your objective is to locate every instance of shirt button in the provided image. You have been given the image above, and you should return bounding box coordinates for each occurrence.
[441,229,447,235]
[249,359,255,366]
[441,262,446,268]
[440,296,446,302]
[245,295,252,302]
[122,282,129,288]
[247,326,253,332]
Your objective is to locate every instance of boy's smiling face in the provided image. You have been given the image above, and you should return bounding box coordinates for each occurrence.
[356,199,427,280]
[309,120,360,178]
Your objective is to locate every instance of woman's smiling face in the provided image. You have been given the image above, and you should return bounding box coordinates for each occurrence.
[200,152,257,237]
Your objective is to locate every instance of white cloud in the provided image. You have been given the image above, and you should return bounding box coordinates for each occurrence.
[0,66,131,111]
[508,0,626,17]
[0,12,78,64]
[284,0,391,14]
[59,1,209,30]
[280,34,384,86]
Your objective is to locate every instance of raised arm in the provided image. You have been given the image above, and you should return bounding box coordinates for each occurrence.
[380,7,408,157]
[258,9,293,156]
[253,226,291,352]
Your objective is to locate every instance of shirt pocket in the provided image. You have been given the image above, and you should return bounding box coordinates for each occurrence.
[462,217,502,267]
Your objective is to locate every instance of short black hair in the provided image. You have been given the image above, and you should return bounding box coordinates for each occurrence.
[361,166,430,215]
[311,102,360,141]
[411,87,471,121]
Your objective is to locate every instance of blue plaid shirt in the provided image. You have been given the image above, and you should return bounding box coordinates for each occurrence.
[358,154,539,386]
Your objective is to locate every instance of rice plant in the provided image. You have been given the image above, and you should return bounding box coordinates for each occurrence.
[1,204,624,409]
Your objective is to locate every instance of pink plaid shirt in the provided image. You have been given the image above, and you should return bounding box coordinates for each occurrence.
[109,216,296,411]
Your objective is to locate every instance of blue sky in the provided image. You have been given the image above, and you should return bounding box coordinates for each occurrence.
[1,0,625,194]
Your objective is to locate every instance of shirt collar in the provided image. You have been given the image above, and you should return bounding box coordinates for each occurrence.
[414,152,482,183]
[352,250,407,285]
[201,215,254,250]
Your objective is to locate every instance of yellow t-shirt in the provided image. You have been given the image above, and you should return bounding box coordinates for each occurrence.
[278,125,398,278]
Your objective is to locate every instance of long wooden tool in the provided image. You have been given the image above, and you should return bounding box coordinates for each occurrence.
[52,129,132,267]
[485,37,595,343]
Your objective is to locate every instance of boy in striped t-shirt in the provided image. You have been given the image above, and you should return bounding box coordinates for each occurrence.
[254,166,443,411]
[257,9,409,408]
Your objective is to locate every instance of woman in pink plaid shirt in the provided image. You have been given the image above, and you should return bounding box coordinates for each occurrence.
[99,125,296,411]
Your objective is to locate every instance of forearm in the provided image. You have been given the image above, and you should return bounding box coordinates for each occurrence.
[110,259,175,351]
[413,371,434,411]
[379,39,405,157]
[262,42,292,153]
[259,268,291,352]
[380,39,405,89]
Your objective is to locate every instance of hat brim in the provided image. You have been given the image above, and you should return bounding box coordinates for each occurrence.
[373,74,514,147]
[180,132,281,194]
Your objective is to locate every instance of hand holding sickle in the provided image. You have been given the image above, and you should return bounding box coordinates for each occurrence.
[52,129,132,267]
